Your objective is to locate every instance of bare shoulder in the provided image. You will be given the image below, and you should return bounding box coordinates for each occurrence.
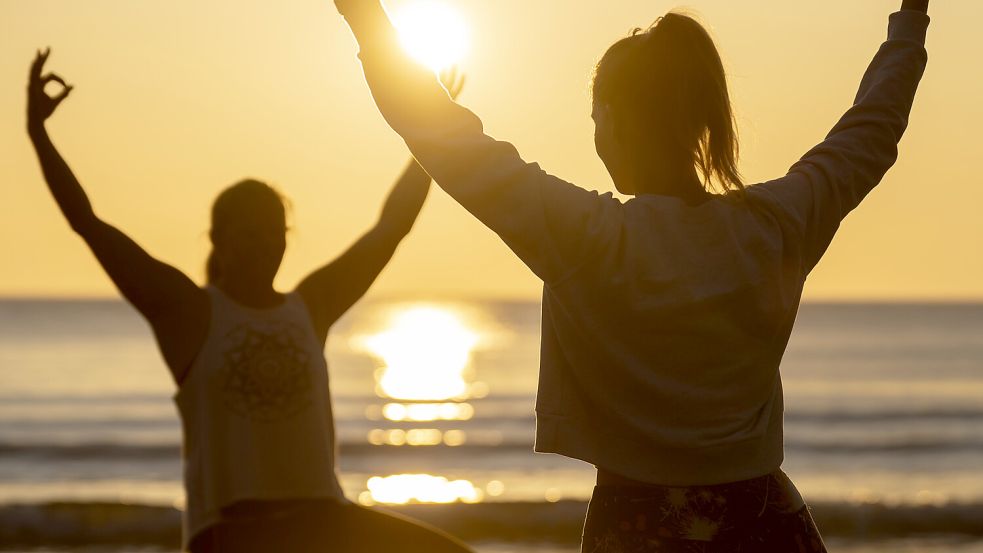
[295,283,332,347]
[151,286,211,386]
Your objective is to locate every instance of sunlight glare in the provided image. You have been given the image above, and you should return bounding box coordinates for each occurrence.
[367,427,469,447]
[364,474,483,505]
[382,402,474,422]
[392,1,470,72]
[362,306,480,401]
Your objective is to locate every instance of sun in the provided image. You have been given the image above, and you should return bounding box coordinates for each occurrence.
[392,1,470,72]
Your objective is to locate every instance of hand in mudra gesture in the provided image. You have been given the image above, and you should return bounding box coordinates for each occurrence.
[440,67,466,101]
[27,49,73,132]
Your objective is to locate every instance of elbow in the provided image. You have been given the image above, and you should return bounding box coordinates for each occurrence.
[371,218,413,244]
[377,222,413,242]
[68,213,101,238]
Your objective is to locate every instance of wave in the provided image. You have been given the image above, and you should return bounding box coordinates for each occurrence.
[785,408,983,424]
[0,442,538,461]
[1,500,982,547]
[3,434,983,462]
[785,438,983,454]
[6,407,983,424]
[6,402,983,430]
[0,442,180,461]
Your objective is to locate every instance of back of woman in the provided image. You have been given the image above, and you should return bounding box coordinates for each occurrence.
[334,0,931,550]
[537,193,796,484]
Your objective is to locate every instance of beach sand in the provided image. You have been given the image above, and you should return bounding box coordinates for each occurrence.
[16,539,983,553]
[5,499,983,552]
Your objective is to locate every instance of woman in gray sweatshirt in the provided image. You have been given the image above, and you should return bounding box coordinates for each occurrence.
[335,0,930,551]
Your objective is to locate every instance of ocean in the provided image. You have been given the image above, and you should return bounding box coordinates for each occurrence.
[1,299,982,551]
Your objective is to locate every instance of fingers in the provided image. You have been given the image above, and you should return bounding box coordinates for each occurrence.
[448,74,466,100]
[30,72,73,104]
[440,65,466,100]
[441,67,459,87]
[439,68,453,89]
[53,84,74,104]
[31,52,42,78]
[452,74,466,99]
[42,73,69,88]
[29,47,53,86]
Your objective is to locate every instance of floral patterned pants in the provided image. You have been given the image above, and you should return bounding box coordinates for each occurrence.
[582,472,828,553]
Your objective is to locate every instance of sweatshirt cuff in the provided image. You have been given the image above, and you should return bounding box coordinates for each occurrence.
[889,10,930,45]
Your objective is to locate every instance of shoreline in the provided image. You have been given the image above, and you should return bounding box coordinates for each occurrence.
[3,499,983,549]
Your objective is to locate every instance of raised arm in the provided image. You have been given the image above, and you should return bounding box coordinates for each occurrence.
[751,2,930,273]
[296,72,467,343]
[296,158,431,343]
[901,0,929,13]
[333,0,622,285]
[27,49,206,382]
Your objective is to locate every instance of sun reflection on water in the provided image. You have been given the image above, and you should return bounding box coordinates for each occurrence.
[360,306,480,402]
[359,474,483,505]
[367,428,468,447]
[382,402,475,422]
[356,305,496,503]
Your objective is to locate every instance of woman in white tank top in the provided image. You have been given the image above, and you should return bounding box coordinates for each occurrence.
[26,51,472,553]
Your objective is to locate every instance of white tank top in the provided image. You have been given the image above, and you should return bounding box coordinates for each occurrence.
[174,286,346,548]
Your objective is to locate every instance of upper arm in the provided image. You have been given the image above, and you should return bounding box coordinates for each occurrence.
[77,218,208,379]
[355,42,622,283]
[296,226,401,343]
[79,218,201,317]
[754,10,929,272]
[412,130,623,283]
[338,6,623,283]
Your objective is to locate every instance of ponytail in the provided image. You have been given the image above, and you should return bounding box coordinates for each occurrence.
[592,12,743,193]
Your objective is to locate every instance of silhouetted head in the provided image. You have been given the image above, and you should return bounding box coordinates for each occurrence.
[591,12,742,197]
[207,179,288,286]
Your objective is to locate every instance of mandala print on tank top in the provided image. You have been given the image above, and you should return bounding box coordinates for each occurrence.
[217,321,314,422]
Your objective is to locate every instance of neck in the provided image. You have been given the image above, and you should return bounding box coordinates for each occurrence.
[623,162,711,204]
[214,277,282,309]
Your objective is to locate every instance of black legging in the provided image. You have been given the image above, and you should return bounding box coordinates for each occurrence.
[581,472,828,553]
[190,499,473,553]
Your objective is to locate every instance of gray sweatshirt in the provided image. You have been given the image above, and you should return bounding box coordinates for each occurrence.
[345,8,930,485]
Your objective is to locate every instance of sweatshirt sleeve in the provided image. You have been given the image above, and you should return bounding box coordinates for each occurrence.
[750,10,929,273]
[336,1,622,285]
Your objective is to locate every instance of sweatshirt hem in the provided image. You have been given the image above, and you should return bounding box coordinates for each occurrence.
[534,412,784,487]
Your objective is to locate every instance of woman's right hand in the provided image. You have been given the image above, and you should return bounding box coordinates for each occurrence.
[27,48,73,133]
[440,66,466,101]
[901,0,929,13]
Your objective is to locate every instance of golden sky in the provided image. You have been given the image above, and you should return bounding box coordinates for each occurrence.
[1,0,979,300]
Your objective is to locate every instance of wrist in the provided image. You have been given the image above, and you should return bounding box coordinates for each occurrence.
[340,1,394,42]
[27,120,47,139]
[901,0,929,13]
[339,0,387,23]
